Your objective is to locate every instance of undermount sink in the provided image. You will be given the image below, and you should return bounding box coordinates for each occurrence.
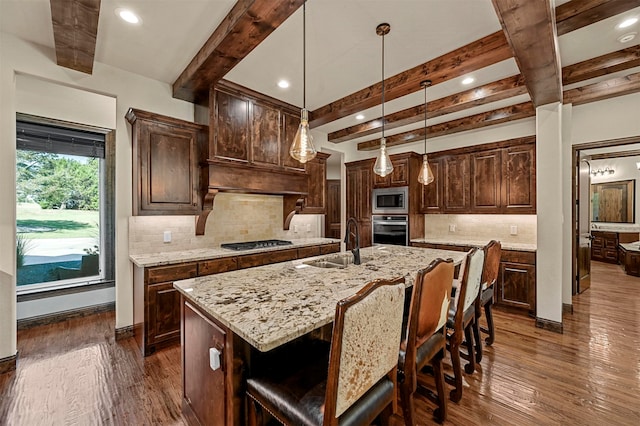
[302,253,373,269]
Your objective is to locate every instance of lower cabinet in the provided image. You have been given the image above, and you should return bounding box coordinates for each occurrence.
[619,246,640,277]
[133,242,340,356]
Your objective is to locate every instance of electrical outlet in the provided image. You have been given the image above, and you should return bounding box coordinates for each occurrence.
[163,230,171,243]
[306,223,311,232]
[510,225,518,235]
[449,224,456,232]
[293,224,298,233]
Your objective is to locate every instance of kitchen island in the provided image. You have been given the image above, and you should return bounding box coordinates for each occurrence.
[173,244,466,426]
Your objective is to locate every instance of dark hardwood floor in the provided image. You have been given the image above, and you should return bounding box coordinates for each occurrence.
[1,261,639,425]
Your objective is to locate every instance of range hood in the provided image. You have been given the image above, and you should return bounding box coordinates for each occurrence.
[195,158,309,235]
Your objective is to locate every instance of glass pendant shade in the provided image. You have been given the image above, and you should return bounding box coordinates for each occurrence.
[289,108,316,163]
[373,138,393,177]
[417,154,434,185]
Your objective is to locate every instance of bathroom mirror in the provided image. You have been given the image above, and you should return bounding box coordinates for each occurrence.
[591,179,635,223]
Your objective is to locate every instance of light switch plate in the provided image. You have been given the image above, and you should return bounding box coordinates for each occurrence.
[163,231,171,243]
[449,224,456,232]
[510,225,518,235]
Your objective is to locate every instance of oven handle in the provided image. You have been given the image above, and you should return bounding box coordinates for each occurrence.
[373,220,408,226]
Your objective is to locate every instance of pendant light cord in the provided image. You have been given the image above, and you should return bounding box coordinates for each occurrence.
[303,0,306,109]
[381,31,385,139]
[424,84,427,154]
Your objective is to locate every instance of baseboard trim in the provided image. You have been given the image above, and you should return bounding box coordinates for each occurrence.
[562,303,573,314]
[0,353,18,374]
[535,317,563,334]
[115,325,134,341]
[17,302,115,330]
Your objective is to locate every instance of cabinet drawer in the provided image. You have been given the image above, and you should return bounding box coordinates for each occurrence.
[198,257,238,276]
[237,248,298,269]
[298,246,321,259]
[147,263,198,284]
[500,250,535,265]
[320,243,340,255]
[604,239,618,249]
[604,249,619,262]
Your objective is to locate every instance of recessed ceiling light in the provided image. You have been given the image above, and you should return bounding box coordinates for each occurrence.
[355,114,365,120]
[115,8,141,24]
[462,77,475,85]
[618,32,637,43]
[277,80,290,89]
[618,17,638,29]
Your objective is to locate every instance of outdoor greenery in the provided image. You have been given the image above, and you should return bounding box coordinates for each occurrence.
[16,150,99,210]
[17,204,99,239]
[16,233,33,268]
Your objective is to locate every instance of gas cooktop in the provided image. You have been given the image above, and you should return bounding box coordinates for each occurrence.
[220,239,293,251]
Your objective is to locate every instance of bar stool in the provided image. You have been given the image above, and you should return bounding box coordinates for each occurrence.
[446,247,484,402]
[398,258,454,425]
[474,240,502,362]
[246,276,406,426]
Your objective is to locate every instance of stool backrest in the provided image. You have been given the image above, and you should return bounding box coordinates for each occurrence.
[463,248,485,313]
[325,276,406,419]
[482,240,502,290]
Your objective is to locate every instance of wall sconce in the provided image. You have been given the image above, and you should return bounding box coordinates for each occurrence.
[590,167,615,177]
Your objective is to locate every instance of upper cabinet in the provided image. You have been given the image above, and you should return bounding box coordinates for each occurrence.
[420,136,536,215]
[373,155,410,188]
[303,152,330,214]
[126,108,208,216]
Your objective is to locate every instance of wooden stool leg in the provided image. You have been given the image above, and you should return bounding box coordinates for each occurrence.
[484,302,495,346]
[399,379,416,426]
[463,324,476,374]
[473,316,483,363]
[447,338,463,402]
[432,350,447,423]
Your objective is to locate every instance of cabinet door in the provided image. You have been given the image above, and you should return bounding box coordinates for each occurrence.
[390,157,410,186]
[498,262,535,315]
[346,163,373,249]
[325,180,341,239]
[213,90,249,162]
[147,282,181,346]
[137,120,201,215]
[304,153,328,214]
[420,157,442,213]
[443,154,470,212]
[502,144,536,213]
[281,112,305,171]
[183,301,226,426]
[250,102,281,166]
[470,149,501,212]
[373,172,390,188]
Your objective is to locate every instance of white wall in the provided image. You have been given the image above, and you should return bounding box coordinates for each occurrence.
[0,32,195,359]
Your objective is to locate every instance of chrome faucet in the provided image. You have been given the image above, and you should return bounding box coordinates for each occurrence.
[344,217,361,265]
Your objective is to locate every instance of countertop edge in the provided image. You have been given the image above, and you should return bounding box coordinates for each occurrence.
[410,238,536,252]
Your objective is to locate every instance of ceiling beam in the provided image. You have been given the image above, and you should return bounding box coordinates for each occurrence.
[564,71,640,105]
[492,0,562,107]
[357,102,535,151]
[50,0,101,74]
[556,0,640,36]
[172,0,304,104]
[328,74,527,143]
[308,31,512,128]
[563,46,640,85]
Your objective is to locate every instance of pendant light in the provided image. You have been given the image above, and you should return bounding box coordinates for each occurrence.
[289,0,317,163]
[373,23,393,177]
[417,79,434,185]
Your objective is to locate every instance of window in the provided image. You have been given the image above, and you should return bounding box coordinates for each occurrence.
[16,119,113,294]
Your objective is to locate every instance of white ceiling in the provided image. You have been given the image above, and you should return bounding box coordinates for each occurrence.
[1,0,640,143]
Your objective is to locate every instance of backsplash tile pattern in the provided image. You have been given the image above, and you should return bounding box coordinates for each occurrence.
[424,214,537,244]
[129,193,322,255]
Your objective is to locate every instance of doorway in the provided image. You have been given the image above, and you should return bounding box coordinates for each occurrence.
[572,136,640,296]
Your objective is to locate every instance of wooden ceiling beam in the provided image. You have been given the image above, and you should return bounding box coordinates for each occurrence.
[308,31,512,128]
[357,102,535,151]
[564,71,640,105]
[492,0,562,107]
[556,0,640,36]
[563,46,640,85]
[172,0,304,104]
[50,0,101,74]
[328,74,527,143]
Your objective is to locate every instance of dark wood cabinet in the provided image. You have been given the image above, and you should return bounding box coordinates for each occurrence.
[470,149,502,213]
[303,152,329,214]
[620,246,640,277]
[502,144,536,213]
[591,231,639,263]
[251,101,281,167]
[213,90,249,162]
[443,154,470,212]
[346,159,374,249]
[373,156,410,188]
[420,157,443,214]
[281,111,305,172]
[326,179,341,239]
[134,242,339,356]
[126,108,207,216]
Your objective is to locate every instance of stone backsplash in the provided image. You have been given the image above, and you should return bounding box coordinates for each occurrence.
[129,193,323,254]
[424,214,537,244]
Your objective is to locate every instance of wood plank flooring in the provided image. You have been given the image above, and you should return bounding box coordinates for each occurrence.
[1,261,639,425]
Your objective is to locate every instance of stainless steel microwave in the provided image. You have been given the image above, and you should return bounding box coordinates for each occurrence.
[372,186,408,214]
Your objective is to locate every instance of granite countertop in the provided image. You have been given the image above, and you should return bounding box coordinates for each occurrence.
[620,242,640,252]
[411,238,536,252]
[591,225,640,233]
[173,245,466,352]
[129,237,341,267]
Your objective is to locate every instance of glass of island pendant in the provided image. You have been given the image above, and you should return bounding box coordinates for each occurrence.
[418,154,434,185]
[289,108,317,163]
[373,138,394,177]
